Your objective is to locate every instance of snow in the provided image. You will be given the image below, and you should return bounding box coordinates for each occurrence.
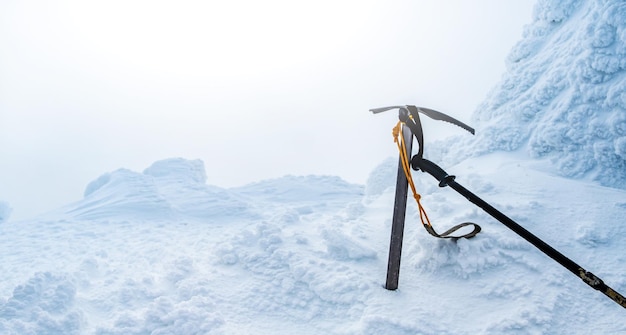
[1,154,624,334]
[0,201,10,224]
[67,158,255,221]
[1,0,626,333]
[431,0,626,188]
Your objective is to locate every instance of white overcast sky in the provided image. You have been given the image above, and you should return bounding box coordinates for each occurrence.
[1,0,535,219]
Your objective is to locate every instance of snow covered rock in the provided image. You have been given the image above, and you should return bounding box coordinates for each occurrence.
[436,0,626,189]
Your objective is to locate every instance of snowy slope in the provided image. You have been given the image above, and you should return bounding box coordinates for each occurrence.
[1,155,625,334]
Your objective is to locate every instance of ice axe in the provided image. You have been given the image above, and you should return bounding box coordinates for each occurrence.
[371,105,626,309]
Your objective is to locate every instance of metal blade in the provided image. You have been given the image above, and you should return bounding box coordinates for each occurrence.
[413,106,475,135]
[369,106,405,114]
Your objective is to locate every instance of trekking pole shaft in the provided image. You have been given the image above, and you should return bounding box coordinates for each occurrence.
[447,180,626,308]
[448,180,581,273]
[414,158,626,308]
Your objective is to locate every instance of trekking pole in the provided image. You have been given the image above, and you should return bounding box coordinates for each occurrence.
[413,157,626,309]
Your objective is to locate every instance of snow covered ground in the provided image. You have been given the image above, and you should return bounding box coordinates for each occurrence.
[1,155,625,334]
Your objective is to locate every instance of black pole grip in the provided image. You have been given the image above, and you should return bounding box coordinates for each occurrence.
[412,157,456,187]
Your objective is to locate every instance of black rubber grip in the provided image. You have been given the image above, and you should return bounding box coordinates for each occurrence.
[412,158,456,187]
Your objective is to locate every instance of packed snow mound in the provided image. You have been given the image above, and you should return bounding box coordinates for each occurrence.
[0,201,11,223]
[143,158,207,185]
[66,158,254,220]
[62,158,362,221]
[231,174,364,210]
[434,0,626,189]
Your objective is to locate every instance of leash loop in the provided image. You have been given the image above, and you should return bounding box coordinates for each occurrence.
[393,121,481,239]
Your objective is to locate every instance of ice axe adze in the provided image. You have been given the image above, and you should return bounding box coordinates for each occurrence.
[371,105,626,309]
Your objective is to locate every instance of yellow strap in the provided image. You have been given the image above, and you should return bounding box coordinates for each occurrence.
[392,121,433,229]
[392,121,481,239]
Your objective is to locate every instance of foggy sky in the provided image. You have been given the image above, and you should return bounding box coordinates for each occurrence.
[0,0,535,219]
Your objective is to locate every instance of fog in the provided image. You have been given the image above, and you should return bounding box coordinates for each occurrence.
[0,0,534,219]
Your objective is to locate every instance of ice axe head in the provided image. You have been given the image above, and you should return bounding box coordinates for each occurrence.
[370,105,475,159]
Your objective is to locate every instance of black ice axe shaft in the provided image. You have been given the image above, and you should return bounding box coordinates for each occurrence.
[371,105,626,309]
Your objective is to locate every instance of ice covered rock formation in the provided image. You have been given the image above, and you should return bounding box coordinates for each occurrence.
[436,0,626,188]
